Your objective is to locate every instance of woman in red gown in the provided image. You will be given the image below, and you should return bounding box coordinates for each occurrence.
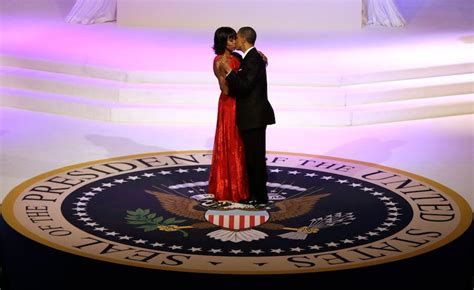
[208,27,249,203]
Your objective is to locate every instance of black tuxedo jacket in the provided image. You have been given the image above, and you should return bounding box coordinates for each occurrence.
[226,48,276,131]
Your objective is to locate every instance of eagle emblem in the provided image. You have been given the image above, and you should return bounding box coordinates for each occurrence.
[144,185,347,243]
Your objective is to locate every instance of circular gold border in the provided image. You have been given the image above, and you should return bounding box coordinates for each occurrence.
[2,150,472,275]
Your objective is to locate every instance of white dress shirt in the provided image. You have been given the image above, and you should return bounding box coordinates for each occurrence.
[225,46,255,77]
[242,47,255,59]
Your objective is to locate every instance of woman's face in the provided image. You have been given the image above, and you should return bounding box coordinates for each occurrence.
[226,36,236,51]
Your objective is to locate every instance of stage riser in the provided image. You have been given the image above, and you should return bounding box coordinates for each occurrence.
[0,55,129,82]
[345,78,473,105]
[0,88,113,122]
[338,64,474,86]
[1,66,472,108]
[2,55,472,86]
[1,87,472,126]
[1,54,473,126]
[350,94,474,126]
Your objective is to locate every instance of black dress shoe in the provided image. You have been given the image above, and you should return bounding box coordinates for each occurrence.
[239,199,251,204]
[247,199,258,205]
[255,198,268,204]
[247,200,267,209]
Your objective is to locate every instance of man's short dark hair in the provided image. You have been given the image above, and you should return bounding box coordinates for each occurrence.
[238,27,257,45]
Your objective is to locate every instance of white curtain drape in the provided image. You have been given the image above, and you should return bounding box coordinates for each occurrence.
[362,0,406,27]
[66,0,117,24]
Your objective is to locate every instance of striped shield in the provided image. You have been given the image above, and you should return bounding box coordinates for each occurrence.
[205,209,269,231]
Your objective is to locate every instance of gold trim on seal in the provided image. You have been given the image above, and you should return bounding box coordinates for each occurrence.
[2,150,472,274]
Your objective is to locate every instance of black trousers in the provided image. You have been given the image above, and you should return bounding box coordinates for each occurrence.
[240,126,268,202]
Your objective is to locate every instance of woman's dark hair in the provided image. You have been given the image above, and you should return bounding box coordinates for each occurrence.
[213,27,236,55]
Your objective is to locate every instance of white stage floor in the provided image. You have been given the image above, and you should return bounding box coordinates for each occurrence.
[1,107,473,210]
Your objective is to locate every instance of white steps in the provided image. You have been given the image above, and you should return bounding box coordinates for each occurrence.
[0,56,473,126]
[274,94,474,127]
[1,86,472,126]
[349,93,474,125]
[1,54,473,86]
[1,65,472,106]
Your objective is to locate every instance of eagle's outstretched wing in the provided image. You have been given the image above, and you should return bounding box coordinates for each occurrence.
[145,190,205,221]
[269,193,330,222]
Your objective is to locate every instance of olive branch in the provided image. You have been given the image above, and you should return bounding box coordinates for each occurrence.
[125,208,190,237]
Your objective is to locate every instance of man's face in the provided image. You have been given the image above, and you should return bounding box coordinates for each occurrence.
[235,33,245,50]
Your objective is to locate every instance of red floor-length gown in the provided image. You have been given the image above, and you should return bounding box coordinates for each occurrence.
[208,54,249,202]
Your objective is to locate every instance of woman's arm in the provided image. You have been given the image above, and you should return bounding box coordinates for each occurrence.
[213,59,230,95]
[258,50,268,66]
[225,54,261,96]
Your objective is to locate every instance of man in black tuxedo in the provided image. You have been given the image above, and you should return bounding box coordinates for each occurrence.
[221,26,276,205]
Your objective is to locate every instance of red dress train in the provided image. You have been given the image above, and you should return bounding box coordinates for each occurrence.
[208,54,249,202]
